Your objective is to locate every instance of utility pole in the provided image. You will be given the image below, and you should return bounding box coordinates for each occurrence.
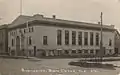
[26,21,29,58]
[100,12,103,62]
[20,0,22,15]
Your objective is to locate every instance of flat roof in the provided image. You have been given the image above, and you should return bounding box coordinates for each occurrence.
[0,24,8,30]
[8,14,115,30]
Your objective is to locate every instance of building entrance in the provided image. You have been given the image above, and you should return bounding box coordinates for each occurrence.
[16,36,20,56]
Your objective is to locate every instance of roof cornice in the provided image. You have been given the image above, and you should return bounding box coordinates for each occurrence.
[8,14,115,31]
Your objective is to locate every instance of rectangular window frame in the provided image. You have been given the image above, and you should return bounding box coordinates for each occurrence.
[72,31,76,45]
[57,30,62,45]
[109,39,112,46]
[84,50,88,53]
[65,30,69,45]
[90,49,94,54]
[12,39,14,47]
[84,32,88,45]
[96,33,99,46]
[90,32,94,46]
[78,32,82,45]
[78,50,82,53]
[28,36,32,45]
[43,36,48,45]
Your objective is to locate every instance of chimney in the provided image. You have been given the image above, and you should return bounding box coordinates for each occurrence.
[33,14,44,18]
[52,15,56,19]
[110,25,115,28]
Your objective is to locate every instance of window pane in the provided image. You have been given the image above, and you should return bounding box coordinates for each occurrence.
[65,30,69,45]
[78,32,82,45]
[24,29,26,33]
[96,33,99,46]
[96,50,99,54]
[43,36,47,45]
[64,50,69,54]
[31,27,34,32]
[109,39,112,46]
[84,50,88,53]
[28,36,32,45]
[90,49,94,53]
[109,49,112,53]
[29,28,31,32]
[72,50,76,53]
[84,32,88,45]
[78,50,82,53]
[57,30,62,45]
[72,31,76,45]
[12,39,14,46]
[90,32,94,46]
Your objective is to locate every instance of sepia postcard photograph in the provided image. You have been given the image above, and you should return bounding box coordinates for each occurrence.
[0,0,120,75]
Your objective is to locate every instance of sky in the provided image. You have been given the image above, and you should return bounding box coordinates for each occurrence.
[0,0,120,30]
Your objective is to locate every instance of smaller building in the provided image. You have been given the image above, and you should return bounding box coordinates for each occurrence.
[0,24,8,55]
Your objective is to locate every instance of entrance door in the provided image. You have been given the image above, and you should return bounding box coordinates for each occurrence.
[16,36,20,56]
[115,48,119,54]
[34,46,36,56]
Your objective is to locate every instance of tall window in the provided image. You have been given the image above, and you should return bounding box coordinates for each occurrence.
[29,27,34,32]
[29,28,31,32]
[28,36,32,45]
[90,32,94,46]
[21,37,24,49]
[109,39,112,46]
[19,29,22,33]
[24,29,26,33]
[96,33,99,46]
[72,31,76,45]
[31,27,34,32]
[78,32,82,45]
[14,31,16,35]
[12,39,14,46]
[57,30,62,45]
[84,32,88,45]
[43,36,48,45]
[109,49,112,53]
[65,30,69,45]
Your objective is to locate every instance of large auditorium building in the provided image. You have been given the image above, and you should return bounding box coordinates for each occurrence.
[8,14,117,57]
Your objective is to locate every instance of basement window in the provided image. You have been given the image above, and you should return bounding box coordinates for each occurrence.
[78,50,82,53]
[72,50,76,53]
[84,50,88,53]
[90,49,94,53]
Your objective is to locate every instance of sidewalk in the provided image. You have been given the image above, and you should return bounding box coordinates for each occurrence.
[0,55,30,59]
[0,55,42,62]
[1,55,120,61]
